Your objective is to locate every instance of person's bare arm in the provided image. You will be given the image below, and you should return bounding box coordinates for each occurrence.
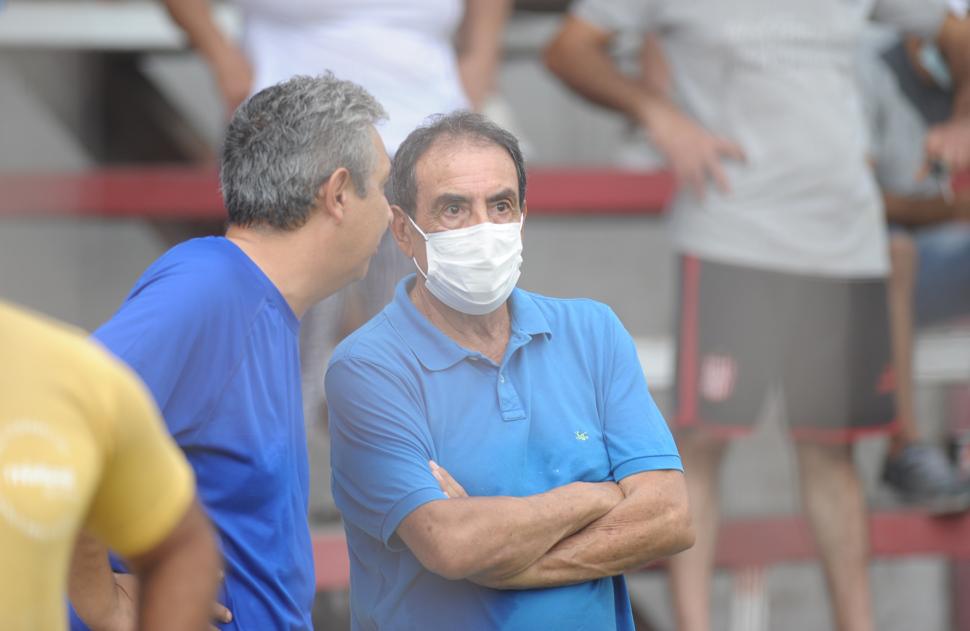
[161,0,252,113]
[396,465,624,581]
[884,192,970,226]
[69,533,137,631]
[69,501,228,631]
[466,470,693,590]
[926,13,970,170]
[543,16,744,198]
[128,500,222,631]
[457,0,513,110]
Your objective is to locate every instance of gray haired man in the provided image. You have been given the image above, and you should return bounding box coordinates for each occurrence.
[69,73,390,631]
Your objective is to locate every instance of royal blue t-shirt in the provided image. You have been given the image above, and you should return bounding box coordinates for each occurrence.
[326,275,682,631]
[72,237,313,630]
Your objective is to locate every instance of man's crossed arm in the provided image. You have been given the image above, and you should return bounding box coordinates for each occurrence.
[396,462,694,589]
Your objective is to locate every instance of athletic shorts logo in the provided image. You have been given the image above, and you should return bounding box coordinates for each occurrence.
[876,364,896,395]
[700,354,738,402]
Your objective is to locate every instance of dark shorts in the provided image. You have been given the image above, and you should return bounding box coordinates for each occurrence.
[673,256,897,443]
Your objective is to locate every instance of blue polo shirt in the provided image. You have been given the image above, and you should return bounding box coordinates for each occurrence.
[326,275,681,631]
[71,237,313,630]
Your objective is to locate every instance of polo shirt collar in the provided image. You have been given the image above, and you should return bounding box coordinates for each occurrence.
[385,275,552,372]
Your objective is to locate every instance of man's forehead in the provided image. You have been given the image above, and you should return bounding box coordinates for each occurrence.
[415,138,517,194]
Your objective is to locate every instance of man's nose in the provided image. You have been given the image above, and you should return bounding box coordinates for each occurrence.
[468,202,490,226]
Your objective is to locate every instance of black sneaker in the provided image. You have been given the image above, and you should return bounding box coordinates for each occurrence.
[882,443,970,515]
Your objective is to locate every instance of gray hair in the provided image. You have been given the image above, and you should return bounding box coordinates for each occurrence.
[221,73,387,230]
[389,111,527,217]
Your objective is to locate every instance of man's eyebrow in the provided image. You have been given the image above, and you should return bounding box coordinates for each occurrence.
[431,193,471,208]
[487,188,518,205]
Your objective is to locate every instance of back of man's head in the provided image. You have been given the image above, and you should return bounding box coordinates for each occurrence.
[389,111,527,217]
[221,73,386,230]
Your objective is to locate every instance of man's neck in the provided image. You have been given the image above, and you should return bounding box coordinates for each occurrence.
[410,278,511,363]
[226,224,345,320]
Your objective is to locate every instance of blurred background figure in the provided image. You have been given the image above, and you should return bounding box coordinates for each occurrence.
[861,32,970,512]
[0,301,220,631]
[544,2,970,630]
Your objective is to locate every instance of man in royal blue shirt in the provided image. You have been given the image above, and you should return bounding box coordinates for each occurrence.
[326,111,694,630]
[69,74,392,630]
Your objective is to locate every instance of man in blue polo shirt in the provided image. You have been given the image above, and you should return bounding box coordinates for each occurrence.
[69,74,391,630]
[326,112,694,630]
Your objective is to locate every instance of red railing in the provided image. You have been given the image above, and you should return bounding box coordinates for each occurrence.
[0,167,675,218]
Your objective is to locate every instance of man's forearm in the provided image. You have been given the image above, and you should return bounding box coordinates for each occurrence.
[938,13,970,118]
[544,18,671,128]
[162,0,232,63]
[132,501,221,631]
[457,0,512,110]
[473,471,694,590]
[68,532,124,631]
[400,481,622,581]
[884,192,963,226]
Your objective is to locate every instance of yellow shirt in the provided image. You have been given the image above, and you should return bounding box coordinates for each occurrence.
[0,302,195,630]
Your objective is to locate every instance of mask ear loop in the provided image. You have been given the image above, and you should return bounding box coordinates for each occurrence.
[405,213,431,280]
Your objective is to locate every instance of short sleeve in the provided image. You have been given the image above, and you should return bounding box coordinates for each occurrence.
[93,268,227,440]
[571,0,657,34]
[326,358,447,549]
[871,0,947,37]
[84,363,195,559]
[600,309,682,481]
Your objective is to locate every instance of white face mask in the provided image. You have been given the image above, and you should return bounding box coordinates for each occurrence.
[407,216,524,315]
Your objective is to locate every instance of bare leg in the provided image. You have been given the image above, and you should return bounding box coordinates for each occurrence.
[669,431,727,631]
[887,232,919,453]
[796,442,873,631]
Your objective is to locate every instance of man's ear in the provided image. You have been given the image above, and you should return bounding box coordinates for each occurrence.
[318,167,353,224]
[390,205,416,258]
[520,201,528,236]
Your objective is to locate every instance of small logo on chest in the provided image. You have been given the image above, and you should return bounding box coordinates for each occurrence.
[574,431,589,441]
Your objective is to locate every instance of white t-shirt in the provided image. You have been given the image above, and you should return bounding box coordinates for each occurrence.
[575,0,947,278]
[237,0,470,154]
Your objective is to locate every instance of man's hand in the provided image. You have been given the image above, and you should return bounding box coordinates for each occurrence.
[924,118,970,175]
[430,460,468,498]
[78,573,136,631]
[76,571,231,631]
[643,100,746,200]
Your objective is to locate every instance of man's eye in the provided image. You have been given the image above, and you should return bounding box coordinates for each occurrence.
[445,205,461,215]
[496,202,511,212]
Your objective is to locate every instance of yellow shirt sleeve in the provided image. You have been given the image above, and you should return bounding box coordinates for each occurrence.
[83,362,196,559]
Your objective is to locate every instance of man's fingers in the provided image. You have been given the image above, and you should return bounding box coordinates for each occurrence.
[708,157,731,194]
[439,467,469,498]
[212,602,233,624]
[429,460,468,498]
[714,137,746,162]
[429,460,453,497]
[680,166,706,201]
[916,160,930,182]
